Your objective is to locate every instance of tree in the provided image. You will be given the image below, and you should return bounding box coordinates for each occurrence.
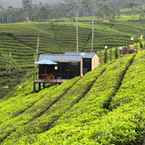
[139,6,145,21]
[22,0,33,21]
[96,0,116,21]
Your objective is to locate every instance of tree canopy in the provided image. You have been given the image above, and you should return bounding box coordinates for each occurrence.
[0,0,145,23]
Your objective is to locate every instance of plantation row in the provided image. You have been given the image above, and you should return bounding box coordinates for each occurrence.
[0,52,138,145]
[0,70,25,99]
[0,66,104,143]
[23,52,145,145]
[0,21,141,70]
[0,20,145,99]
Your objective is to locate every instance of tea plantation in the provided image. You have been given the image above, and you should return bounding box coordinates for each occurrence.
[0,19,145,144]
[1,20,145,98]
[0,50,144,144]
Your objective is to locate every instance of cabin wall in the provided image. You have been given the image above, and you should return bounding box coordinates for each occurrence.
[91,55,100,70]
[39,65,55,80]
[56,62,81,79]
[80,59,83,77]
[38,62,82,80]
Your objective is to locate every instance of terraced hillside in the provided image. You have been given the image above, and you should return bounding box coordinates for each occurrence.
[1,21,145,62]
[1,20,145,98]
[0,51,145,145]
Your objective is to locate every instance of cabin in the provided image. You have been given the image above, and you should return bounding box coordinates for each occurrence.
[34,52,99,91]
[119,47,137,55]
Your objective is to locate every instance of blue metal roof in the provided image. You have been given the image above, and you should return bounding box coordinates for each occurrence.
[35,59,57,65]
[38,54,82,63]
[36,52,97,65]
[65,52,96,58]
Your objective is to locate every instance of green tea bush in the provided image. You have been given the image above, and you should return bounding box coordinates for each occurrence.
[23,52,145,145]
[0,77,79,143]
[2,55,135,145]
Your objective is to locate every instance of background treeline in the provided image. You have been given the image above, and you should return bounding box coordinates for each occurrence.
[0,0,145,23]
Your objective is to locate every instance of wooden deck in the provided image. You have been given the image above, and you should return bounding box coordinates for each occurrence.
[33,79,65,92]
[34,79,65,83]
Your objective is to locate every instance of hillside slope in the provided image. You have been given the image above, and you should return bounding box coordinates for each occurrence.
[0,51,145,145]
[1,21,145,98]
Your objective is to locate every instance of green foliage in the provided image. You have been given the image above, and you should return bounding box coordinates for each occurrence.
[0,52,141,145]
[0,77,79,142]
[2,20,144,98]
[16,52,145,145]
[104,48,108,63]
[0,66,105,145]
[1,20,145,145]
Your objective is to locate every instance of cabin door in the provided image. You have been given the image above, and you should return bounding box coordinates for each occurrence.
[83,58,92,74]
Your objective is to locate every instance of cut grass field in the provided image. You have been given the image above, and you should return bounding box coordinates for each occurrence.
[0,51,145,144]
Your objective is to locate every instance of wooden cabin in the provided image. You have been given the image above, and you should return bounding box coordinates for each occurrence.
[119,47,137,55]
[35,52,99,83]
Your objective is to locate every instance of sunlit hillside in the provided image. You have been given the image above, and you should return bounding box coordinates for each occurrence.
[0,51,145,144]
[0,20,145,98]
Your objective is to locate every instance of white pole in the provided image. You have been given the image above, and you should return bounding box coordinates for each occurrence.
[91,19,95,52]
[76,16,79,53]
[36,34,40,62]
[35,34,40,80]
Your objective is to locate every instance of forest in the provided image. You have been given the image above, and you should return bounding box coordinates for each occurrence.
[0,0,145,22]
